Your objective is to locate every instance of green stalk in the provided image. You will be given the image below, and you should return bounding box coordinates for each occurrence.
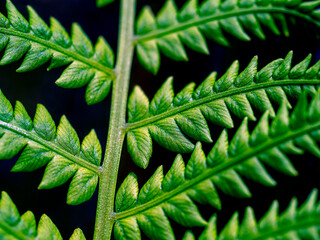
[93,0,136,239]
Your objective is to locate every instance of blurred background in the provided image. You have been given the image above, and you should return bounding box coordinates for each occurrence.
[0,0,320,239]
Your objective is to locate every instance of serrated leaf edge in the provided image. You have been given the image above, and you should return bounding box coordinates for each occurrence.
[117,92,320,221]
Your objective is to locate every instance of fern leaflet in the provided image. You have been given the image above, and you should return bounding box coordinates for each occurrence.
[0,0,115,105]
[135,0,320,73]
[0,191,87,239]
[0,90,102,205]
[125,52,320,168]
[183,189,320,239]
[114,91,320,240]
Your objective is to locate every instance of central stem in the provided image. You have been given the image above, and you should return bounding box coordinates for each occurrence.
[93,0,136,239]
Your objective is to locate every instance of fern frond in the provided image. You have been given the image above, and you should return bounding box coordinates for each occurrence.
[0,0,115,105]
[125,52,320,168]
[0,191,87,239]
[0,90,102,205]
[135,0,320,73]
[114,91,320,240]
[184,189,320,239]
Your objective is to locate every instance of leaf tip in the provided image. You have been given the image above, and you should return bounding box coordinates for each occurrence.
[38,182,46,190]
[6,0,13,7]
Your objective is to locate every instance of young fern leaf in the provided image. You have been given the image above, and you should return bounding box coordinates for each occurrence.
[0,0,115,105]
[0,191,87,240]
[0,90,102,205]
[184,189,320,239]
[114,91,320,240]
[135,0,320,73]
[125,52,320,168]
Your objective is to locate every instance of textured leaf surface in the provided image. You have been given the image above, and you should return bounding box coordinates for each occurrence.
[0,191,87,239]
[0,90,102,205]
[126,52,320,168]
[135,0,320,73]
[0,0,115,104]
[185,189,320,239]
[114,167,206,240]
[115,91,320,239]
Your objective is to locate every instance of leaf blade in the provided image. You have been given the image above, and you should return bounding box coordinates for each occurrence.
[0,1,115,104]
[126,53,320,167]
[135,0,320,72]
[116,91,320,238]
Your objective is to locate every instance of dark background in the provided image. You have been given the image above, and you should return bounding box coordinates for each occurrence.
[0,0,320,239]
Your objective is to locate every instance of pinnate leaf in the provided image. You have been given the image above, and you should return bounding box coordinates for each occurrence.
[115,91,320,239]
[126,52,320,168]
[0,90,102,205]
[0,0,115,104]
[135,0,320,73]
[183,189,320,240]
[0,191,87,239]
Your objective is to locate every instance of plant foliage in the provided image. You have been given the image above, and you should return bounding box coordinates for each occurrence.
[114,91,320,240]
[0,90,102,205]
[126,52,320,168]
[183,189,320,239]
[0,191,87,239]
[135,0,320,73]
[0,0,320,239]
[0,0,115,105]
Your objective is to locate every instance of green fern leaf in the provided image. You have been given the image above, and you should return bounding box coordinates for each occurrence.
[185,189,320,239]
[0,0,115,105]
[114,91,320,239]
[0,90,102,205]
[182,231,196,240]
[135,0,320,73]
[69,228,87,240]
[0,191,87,239]
[125,52,320,168]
